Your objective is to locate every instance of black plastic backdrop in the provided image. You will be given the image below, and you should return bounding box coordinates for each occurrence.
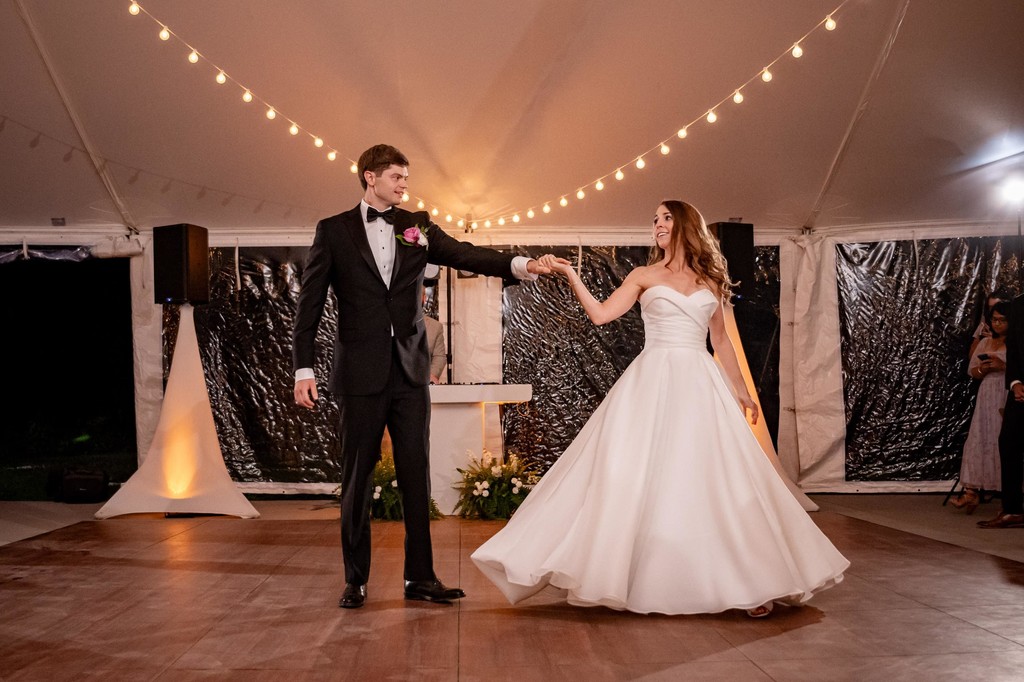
[162,245,780,483]
[837,237,1021,481]
[500,245,782,474]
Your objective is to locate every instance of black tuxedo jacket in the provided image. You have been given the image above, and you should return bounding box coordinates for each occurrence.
[292,205,517,395]
[1006,294,1024,391]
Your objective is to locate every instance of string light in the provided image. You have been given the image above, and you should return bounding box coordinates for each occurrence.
[445,214,453,223]
[349,162,358,173]
[417,200,425,209]
[125,0,851,228]
[431,208,439,216]
[457,218,464,228]
[402,192,410,202]
[472,221,479,229]
[485,220,492,228]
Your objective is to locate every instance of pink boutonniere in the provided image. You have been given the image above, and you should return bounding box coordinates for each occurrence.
[397,226,429,248]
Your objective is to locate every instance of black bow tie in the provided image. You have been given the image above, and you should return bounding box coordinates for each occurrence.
[366,206,396,224]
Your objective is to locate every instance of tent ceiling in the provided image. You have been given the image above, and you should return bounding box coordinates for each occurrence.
[1,0,1022,240]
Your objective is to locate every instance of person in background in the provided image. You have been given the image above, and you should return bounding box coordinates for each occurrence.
[422,286,447,384]
[978,292,1024,529]
[968,289,1009,360]
[952,301,1010,513]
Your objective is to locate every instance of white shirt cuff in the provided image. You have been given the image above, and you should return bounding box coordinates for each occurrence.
[295,368,315,382]
[511,256,537,281]
[1012,380,1022,389]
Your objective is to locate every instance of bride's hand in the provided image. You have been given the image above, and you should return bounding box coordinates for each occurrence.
[538,254,573,276]
[738,394,759,425]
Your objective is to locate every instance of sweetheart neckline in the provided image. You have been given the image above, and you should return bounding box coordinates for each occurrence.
[641,284,716,301]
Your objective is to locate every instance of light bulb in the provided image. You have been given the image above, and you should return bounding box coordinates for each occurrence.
[825,16,837,31]
[266,107,276,120]
[559,197,568,207]
[188,50,199,64]
[314,137,323,147]
[402,193,410,202]
[635,157,646,169]
[417,200,425,209]
[706,110,717,123]
[733,90,744,104]
[128,2,140,15]
[498,217,506,226]
[350,162,358,173]
[576,189,585,200]
[159,27,170,41]
[595,180,604,191]
[242,90,253,102]
[457,219,464,227]
[615,169,624,180]
[542,204,551,213]
[761,68,773,82]
[791,44,803,58]
[513,214,520,223]
[472,221,479,229]
[431,208,439,216]
[660,144,670,155]
[527,209,535,218]
[677,127,688,139]
[327,150,337,161]
[216,71,227,84]
[289,123,299,135]
[445,214,453,223]
[485,220,492,228]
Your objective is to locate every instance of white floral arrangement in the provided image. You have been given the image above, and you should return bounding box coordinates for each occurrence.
[453,450,538,519]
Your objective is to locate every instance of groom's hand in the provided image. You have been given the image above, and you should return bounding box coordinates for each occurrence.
[527,255,571,275]
[295,378,319,409]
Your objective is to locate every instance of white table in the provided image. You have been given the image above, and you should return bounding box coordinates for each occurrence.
[428,384,532,515]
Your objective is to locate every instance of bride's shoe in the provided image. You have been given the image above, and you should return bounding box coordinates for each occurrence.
[746,602,774,618]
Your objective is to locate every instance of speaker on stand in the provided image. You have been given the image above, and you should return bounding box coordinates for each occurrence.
[153,223,210,304]
[708,221,754,300]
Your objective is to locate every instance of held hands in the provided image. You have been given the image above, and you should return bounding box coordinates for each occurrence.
[294,378,318,409]
[535,254,574,276]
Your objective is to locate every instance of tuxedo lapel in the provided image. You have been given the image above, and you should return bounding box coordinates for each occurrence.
[344,207,387,287]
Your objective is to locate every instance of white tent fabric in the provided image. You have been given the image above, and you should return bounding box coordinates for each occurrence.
[96,304,259,519]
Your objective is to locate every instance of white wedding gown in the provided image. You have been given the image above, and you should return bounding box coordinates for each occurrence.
[472,286,849,615]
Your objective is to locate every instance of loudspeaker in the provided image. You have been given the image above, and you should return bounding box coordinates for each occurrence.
[708,221,754,299]
[153,224,209,304]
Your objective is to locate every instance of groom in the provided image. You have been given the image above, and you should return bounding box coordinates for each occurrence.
[979,292,1024,528]
[292,144,562,607]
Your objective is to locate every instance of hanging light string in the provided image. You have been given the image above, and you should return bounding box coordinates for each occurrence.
[125,0,847,228]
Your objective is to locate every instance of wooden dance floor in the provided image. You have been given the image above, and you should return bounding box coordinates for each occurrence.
[2,504,1024,681]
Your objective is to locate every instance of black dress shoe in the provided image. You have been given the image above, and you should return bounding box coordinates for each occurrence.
[977,512,1024,529]
[339,583,367,609]
[404,579,466,604]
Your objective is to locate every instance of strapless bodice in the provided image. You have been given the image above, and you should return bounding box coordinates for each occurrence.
[640,285,718,350]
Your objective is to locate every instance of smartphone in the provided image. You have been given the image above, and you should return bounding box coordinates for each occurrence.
[978,353,990,361]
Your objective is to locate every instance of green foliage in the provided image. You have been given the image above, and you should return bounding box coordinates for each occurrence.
[453,451,538,519]
[335,444,443,520]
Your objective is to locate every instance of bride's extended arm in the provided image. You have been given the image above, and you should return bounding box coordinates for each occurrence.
[708,299,759,424]
[539,255,643,326]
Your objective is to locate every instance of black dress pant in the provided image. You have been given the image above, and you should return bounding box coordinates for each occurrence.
[336,342,433,585]
[998,395,1024,514]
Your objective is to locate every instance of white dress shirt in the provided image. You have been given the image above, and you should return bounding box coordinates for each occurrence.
[295,201,535,382]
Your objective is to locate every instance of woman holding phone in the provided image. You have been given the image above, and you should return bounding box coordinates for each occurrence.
[953,301,1011,513]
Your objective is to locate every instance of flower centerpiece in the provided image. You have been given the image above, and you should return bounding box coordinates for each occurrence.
[453,450,538,519]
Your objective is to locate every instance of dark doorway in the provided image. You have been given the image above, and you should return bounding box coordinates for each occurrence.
[0,255,137,499]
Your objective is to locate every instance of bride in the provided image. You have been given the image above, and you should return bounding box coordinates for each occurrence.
[471,200,849,617]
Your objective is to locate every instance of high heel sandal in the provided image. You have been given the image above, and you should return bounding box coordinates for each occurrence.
[950,488,980,514]
[746,602,774,618]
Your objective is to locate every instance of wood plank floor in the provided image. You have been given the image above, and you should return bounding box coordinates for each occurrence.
[2,508,1024,681]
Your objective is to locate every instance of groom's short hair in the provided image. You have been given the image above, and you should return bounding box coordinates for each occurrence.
[358,144,409,190]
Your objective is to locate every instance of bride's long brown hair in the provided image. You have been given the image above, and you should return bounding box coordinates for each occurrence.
[648,200,734,298]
